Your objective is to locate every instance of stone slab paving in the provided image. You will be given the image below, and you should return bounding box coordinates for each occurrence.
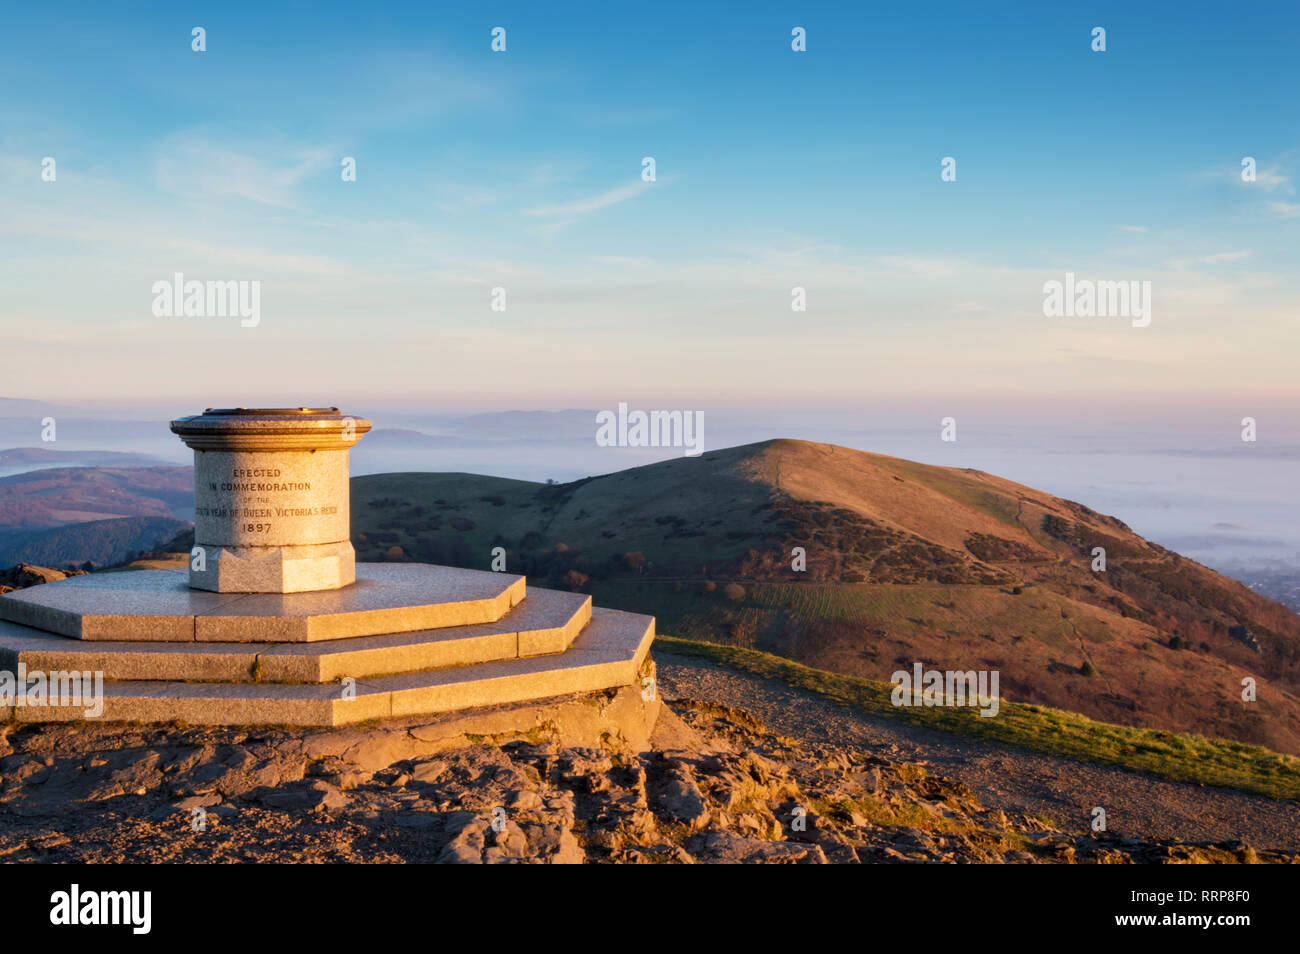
[379,609,654,719]
[0,569,243,641]
[0,564,526,642]
[1,607,654,727]
[0,618,259,682]
[0,589,590,683]
[257,588,589,681]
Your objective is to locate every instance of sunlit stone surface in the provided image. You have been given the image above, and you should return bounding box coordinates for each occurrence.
[170,407,372,593]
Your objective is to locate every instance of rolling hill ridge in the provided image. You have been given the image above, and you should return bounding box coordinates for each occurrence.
[351,439,1300,755]
[0,465,194,569]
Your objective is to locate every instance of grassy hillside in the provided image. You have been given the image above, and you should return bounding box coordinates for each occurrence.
[351,439,1300,754]
[0,465,192,531]
[0,516,193,570]
[655,636,1300,801]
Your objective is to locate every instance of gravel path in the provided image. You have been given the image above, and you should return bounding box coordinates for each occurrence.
[656,651,1300,852]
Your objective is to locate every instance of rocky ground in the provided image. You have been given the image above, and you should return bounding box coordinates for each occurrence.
[1,564,1294,863]
[657,651,1300,853]
[1,677,1293,863]
[0,562,87,593]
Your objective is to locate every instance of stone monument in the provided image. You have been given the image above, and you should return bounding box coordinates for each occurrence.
[169,407,371,593]
[0,407,657,734]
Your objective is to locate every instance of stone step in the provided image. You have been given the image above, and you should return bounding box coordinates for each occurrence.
[381,608,654,720]
[1,608,654,727]
[0,563,525,642]
[0,588,591,684]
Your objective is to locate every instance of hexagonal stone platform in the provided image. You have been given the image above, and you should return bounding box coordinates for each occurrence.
[0,564,525,642]
[0,561,656,727]
[0,608,654,727]
[0,588,590,683]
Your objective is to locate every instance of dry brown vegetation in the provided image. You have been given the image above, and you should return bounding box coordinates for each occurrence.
[350,439,1300,756]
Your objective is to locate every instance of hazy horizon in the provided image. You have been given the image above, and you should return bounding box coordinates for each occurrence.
[3,394,1298,581]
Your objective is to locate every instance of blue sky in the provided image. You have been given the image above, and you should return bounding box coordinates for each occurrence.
[1,1,1297,408]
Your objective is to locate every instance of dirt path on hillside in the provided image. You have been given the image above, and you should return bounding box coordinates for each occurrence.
[655,651,1300,852]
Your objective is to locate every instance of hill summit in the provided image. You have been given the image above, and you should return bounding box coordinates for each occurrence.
[352,439,1300,754]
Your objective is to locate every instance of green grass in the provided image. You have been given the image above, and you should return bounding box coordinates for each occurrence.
[654,635,1300,801]
[594,580,1145,659]
[886,463,1021,528]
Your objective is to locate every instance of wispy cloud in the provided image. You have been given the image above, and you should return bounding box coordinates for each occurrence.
[432,184,508,213]
[1145,251,1258,274]
[576,105,676,126]
[524,180,653,220]
[1195,162,1296,195]
[1118,224,1147,233]
[1266,201,1300,219]
[1251,167,1294,193]
[1198,249,1252,265]
[520,158,589,187]
[154,132,335,210]
[873,255,970,280]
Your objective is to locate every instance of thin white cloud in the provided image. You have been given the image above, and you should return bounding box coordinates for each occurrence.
[1251,167,1294,193]
[1198,250,1252,264]
[873,255,970,280]
[591,255,656,266]
[520,158,589,187]
[524,180,652,219]
[1194,163,1295,194]
[1266,201,1300,219]
[433,184,508,213]
[154,133,335,210]
[1118,224,1147,232]
[577,105,676,126]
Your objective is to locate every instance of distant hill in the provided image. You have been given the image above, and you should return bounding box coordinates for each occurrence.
[0,447,172,469]
[0,465,192,532]
[0,516,192,570]
[0,397,60,416]
[352,439,1300,755]
[358,428,499,450]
